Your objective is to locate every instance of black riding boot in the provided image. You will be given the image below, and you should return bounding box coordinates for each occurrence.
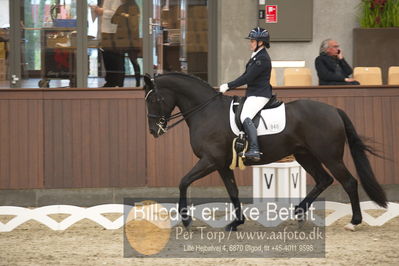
[242,118,262,161]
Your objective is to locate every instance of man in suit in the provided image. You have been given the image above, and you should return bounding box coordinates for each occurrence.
[315,39,359,85]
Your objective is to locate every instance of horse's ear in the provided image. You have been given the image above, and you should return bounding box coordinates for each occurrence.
[143,74,153,89]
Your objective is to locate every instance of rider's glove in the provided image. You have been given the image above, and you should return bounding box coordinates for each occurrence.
[219,83,229,93]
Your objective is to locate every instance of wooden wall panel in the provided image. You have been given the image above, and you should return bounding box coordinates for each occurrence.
[392,97,399,184]
[44,97,147,188]
[382,97,395,184]
[0,99,44,189]
[0,86,398,190]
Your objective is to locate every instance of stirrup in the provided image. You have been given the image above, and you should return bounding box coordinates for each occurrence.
[243,150,262,161]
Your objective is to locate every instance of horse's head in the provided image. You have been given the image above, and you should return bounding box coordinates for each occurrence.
[143,74,176,138]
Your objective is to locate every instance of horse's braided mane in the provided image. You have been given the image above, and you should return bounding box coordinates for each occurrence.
[156,72,215,92]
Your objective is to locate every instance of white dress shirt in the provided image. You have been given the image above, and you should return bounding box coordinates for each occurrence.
[251,47,265,59]
[101,0,122,33]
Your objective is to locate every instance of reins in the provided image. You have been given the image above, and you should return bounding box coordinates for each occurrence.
[146,90,222,133]
[166,92,222,130]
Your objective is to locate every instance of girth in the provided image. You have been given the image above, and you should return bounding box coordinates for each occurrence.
[232,94,283,131]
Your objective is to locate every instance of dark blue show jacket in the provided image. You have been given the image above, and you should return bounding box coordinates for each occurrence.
[227,48,272,98]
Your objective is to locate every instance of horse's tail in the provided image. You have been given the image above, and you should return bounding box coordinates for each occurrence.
[337,108,387,208]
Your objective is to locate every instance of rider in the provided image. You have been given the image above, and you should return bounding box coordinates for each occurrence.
[219,27,272,162]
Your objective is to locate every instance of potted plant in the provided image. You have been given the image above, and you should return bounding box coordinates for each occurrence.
[358,0,399,28]
[353,0,399,84]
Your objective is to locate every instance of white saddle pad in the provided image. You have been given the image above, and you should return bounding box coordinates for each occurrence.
[229,101,286,136]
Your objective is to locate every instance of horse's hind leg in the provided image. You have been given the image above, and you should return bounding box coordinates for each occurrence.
[324,160,362,229]
[179,157,217,227]
[218,167,245,231]
[294,152,334,216]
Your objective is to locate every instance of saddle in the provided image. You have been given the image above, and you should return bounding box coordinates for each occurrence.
[232,94,283,132]
[229,95,284,170]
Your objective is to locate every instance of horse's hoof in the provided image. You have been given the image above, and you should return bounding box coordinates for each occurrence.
[344,223,356,231]
[225,219,244,231]
[182,216,192,228]
[295,209,307,223]
[297,218,305,228]
[225,224,237,232]
[351,217,362,225]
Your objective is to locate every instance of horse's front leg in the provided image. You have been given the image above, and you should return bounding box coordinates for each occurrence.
[219,167,245,231]
[179,157,216,227]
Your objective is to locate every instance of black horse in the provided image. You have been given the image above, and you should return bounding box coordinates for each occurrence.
[143,72,387,231]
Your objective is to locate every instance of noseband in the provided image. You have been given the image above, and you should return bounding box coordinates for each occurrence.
[145,89,169,135]
[145,88,222,135]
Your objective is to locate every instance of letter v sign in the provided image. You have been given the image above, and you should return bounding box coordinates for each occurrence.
[263,173,273,189]
[292,173,299,188]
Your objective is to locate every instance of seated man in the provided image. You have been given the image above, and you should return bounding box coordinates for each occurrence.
[315,39,360,85]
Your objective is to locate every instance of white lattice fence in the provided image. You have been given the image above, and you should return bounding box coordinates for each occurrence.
[0,202,398,232]
[325,201,399,226]
[0,204,125,232]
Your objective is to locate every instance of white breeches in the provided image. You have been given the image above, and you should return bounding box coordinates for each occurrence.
[240,96,270,123]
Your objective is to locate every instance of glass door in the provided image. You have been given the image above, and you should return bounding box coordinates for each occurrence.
[10,0,145,88]
[18,0,78,88]
[87,0,144,88]
[8,0,210,88]
[0,0,9,88]
[149,0,208,81]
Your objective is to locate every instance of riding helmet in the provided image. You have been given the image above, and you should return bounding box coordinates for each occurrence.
[246,27,270,48]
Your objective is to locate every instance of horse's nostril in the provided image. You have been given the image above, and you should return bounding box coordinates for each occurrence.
[150,129,157,136]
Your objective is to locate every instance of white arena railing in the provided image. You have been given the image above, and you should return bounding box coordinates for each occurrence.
[0,201,398,232]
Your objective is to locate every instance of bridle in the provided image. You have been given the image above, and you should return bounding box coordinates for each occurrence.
[145,89,168,135]
[145,88,221,135]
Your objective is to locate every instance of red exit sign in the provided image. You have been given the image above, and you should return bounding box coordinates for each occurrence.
[265,5,278,23]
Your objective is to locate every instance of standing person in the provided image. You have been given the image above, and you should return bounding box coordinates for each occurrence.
[219,27,272,162]
[111,0,142,87]
[92,0,124,87]
[315,39,360,85]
